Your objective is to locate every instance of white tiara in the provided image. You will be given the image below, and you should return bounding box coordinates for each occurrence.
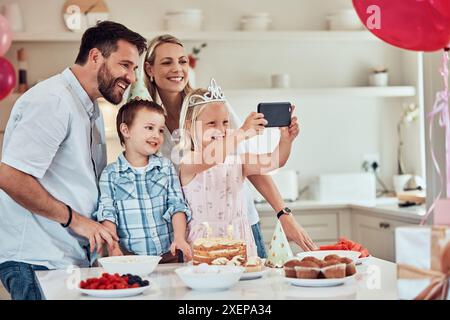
[188,78,226,107]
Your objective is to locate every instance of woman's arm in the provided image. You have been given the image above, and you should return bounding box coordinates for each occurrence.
[246,114,317,251]
[241,138,293,177]
[247,174,316,251]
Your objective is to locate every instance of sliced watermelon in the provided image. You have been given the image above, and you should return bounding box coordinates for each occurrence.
[319,238,370,257]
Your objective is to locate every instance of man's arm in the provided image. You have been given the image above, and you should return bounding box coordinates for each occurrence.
[0,163,118,253]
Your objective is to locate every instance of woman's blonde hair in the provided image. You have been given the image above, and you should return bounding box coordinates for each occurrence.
[144,34,193,101]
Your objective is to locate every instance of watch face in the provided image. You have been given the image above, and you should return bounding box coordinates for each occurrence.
[284,207,292,213]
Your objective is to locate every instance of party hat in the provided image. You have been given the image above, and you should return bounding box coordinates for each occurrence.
[127,56,151,102]
[265,220,293,268]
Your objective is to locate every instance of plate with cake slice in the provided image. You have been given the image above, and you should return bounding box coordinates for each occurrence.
[240,268,269,281]
[240,257,268,280]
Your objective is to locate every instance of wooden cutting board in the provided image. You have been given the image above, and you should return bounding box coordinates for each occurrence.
[397,191,426,205]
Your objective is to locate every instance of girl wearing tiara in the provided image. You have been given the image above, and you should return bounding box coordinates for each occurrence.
[177,79,300,256]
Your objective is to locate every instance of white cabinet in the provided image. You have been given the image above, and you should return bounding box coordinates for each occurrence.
[351,211,417,262]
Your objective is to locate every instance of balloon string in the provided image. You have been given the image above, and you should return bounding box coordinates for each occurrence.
[421,50,450,225]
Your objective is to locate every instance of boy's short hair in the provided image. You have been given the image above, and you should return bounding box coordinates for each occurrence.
[75,21,147,65]
[116,100,166,146]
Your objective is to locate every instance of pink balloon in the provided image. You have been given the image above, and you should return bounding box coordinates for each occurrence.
[0,14,12,56]
[0,57,16,101]
[353,0,450,52]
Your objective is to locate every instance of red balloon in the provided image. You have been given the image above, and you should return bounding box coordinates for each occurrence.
[352,0,450,52]
[0,57,16,101]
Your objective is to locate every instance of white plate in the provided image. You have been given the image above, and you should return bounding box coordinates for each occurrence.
[356,256,371,265]
[79,285,150,298]
[285,275,355,287]
[296,250,361,263]
[240,268,268,281]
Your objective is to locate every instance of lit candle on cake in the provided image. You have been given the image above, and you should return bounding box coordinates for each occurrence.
[202,222,212,238]
[227,225,234,239]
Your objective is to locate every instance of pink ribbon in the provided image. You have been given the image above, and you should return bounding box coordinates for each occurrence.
[421,50,450,225]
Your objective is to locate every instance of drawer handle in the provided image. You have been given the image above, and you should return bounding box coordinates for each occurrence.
[379,222,390,229]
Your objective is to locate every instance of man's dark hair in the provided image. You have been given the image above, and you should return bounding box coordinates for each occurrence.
[75,21,147,65]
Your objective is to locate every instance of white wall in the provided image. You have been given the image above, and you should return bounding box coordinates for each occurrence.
[0,0,424,194]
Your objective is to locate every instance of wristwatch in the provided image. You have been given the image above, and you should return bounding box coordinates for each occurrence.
[277,207,292,219]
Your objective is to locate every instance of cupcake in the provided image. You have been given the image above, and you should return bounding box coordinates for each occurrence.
[340,257,357,276]
[283,259,302,278]
[301,256,324,267]
[324,254,342,261]
[294,261,321,279]
[321,261,346,279]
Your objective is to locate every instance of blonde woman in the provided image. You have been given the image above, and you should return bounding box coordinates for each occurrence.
[143,35,317,256]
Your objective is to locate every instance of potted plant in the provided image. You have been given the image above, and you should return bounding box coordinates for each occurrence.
[188,43,207,88]
[393,103,419,194]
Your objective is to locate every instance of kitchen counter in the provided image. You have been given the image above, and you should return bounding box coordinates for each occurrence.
[255,198,426,223]
[36,257,398,300]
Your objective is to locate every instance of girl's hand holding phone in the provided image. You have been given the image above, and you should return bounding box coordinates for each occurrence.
[240,112,268,139]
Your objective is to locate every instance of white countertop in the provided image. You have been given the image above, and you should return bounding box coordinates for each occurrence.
[255,198,426,222]
[36,257,398,300]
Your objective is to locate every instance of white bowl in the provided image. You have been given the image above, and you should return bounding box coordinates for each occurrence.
[240,17,271,31]
[175,265,245,291]
[296,250,361,263]
[98,255,161,276]
[164,10,203,31]
[326,9,363,31]
[166,9,203,16]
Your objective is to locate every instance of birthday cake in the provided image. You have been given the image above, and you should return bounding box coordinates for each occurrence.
[192,237,247,265]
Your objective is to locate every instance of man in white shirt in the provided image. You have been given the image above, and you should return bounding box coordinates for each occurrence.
[0,21,147,300]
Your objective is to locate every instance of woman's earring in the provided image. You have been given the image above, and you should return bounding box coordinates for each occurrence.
[150,76,154,82]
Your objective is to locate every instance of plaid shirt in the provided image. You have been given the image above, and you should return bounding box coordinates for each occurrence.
[94,153,191,256]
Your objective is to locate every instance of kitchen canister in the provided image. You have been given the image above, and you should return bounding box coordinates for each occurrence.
[271,74,290,89]
[369,68,389,87]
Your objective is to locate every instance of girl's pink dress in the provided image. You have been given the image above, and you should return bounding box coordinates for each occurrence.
[182,155,257,257]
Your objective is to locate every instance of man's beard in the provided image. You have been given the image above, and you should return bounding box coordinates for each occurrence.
[97,63,129,105]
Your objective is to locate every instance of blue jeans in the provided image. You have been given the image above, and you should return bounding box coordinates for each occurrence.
[251,222,267,258]
[0,261,48,300]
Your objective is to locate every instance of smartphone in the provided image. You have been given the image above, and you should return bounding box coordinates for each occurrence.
[257,102,292,127]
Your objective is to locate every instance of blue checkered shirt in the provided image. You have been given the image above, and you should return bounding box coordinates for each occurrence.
[94,153,191,256]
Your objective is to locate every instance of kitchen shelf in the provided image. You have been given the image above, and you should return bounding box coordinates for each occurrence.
[226,86,417,98]
[12,30,379,43]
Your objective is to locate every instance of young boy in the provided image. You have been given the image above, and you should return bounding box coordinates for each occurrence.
[95,99,192,262]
